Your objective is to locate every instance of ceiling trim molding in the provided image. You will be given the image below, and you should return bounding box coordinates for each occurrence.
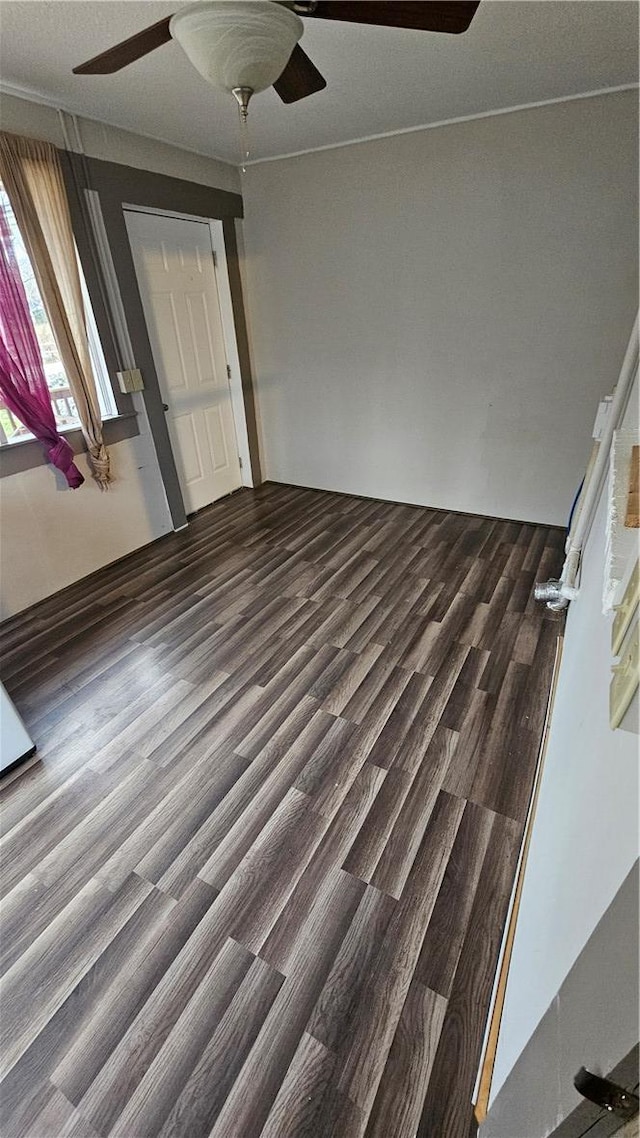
[1,77,637,172]
[242,83,639,167]
[1,78,64,109]
[0,79,236,170]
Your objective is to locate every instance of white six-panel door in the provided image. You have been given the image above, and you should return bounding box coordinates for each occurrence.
[125,210,243,514]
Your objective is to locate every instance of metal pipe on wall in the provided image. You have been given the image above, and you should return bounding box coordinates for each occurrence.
[535,312,639,611]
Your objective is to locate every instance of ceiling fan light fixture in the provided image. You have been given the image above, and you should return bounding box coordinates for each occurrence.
[169,1,303,95]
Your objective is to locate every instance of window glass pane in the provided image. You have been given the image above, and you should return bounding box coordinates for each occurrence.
[0,185,117,445]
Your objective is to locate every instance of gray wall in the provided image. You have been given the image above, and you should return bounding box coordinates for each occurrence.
[242,91,638,524]
[0,93,240,194]
[481,864,639,1138]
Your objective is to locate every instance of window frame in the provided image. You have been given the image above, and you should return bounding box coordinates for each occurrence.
[79,252,119,423]
[0,190,119,442]
[0,152,139,474]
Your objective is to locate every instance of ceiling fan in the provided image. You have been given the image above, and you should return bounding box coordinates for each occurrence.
[73,1,481,116]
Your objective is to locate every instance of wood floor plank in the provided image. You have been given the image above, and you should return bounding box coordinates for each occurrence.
[439,648,490,731]
[341,766,413,885]
[259,764,387,975]
[207,871,365,1138]
[415,799,497,996]
[336,667,414,786]
[106,942,278,1138]
[197,712,333,891]
[393,644,469,774]
[0,886,176,1124]
[1,1083,55,1138]
[467,660,536,822]
[76,936,253,1135]
[306,883,397,1054]
[336,791,465,1115]
[0,483,563,1138]
[292,715,359,800]
[1,767,120,898]
[49,879,216,1109]
[442,687,498,801]
[1,875,152,1078]
[155,701,321,899]
[0,871,96,977]
[97,748,249,892]
[259,1032,337,1138]
[365,671,434,768]
[12,1085,77,1138]
[364,979,447,1138]
[371,726,459,898]
[31,758,169,889]
[157,954,284,1138]
[416,811,523,1137]
[58,1109,101,1138]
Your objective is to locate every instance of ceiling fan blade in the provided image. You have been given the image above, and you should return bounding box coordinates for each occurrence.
[73,16,173,75]
[308,2,480,34]
[273,44,327,104]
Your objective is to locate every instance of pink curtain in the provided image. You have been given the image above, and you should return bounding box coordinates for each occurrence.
[0,202,83,487]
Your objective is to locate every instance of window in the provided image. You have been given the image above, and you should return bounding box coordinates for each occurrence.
[0,185,117,445]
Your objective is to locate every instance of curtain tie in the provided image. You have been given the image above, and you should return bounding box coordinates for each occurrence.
[47,436,84,488]
[89,442,112,489]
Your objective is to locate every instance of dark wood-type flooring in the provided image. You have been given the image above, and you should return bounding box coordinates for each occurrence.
[0,483,563,1138]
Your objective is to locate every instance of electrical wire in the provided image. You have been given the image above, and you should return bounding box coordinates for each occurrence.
[567,477,584,533]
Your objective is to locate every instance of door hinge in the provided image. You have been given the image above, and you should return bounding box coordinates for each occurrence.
[574,1068,639,1120]
[226,364,232,379]
[212,250,218,267]
[238,456,243,469]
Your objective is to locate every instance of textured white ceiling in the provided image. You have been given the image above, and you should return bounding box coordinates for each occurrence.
[0,1,637,165]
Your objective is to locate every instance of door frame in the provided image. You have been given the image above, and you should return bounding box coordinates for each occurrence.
[64,152,262,532]
[550,1046,639,1138]
[122,204,255,492]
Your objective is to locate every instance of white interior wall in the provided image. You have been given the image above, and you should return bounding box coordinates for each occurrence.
[489,370,640,1099]
[241,90,638,525]
[0,93,240,617]
[0,423,170,620]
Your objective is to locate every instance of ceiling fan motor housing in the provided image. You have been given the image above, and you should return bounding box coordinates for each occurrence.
[169,1,304,94]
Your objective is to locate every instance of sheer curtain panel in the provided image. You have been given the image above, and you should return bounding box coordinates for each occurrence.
[0,131,111,486]
[0,205,83,487]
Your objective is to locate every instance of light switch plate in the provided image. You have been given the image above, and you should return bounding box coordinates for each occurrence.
[117,368,144,393]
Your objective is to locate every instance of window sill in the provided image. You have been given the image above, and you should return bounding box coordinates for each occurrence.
[0,413,140,479]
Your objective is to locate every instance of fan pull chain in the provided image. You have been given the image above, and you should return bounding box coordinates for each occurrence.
[238,108,251,174]
[232,87,253,173]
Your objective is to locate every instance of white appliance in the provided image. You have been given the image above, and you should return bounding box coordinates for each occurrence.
[0,682,35,775]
